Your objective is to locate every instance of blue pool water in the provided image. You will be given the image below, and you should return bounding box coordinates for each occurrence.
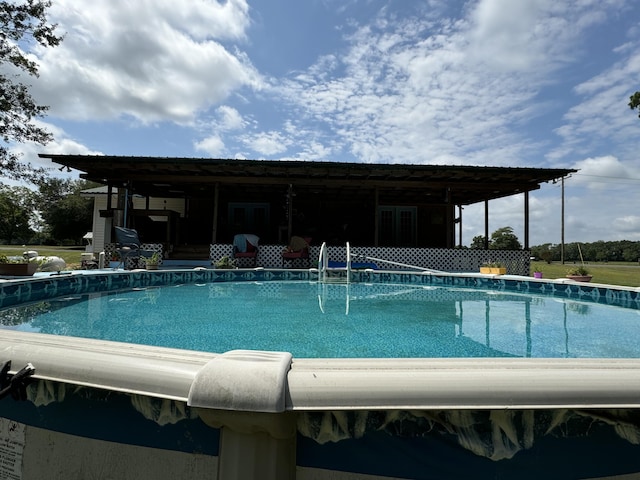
[1,281,639,358]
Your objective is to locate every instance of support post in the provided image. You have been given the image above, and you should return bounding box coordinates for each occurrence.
[524,192,530,250]
[287,184,294,242]
[484,200,489,250]
[561,176,565,264]
[212,183,219,244]
[458,205,463,247]
[374,188,379,247]
[212,412,297,480]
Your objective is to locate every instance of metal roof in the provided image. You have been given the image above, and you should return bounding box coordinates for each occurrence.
[40,155,576,205]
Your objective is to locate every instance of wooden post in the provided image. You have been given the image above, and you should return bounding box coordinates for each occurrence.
[212,183,219,244]
[484,200,489,250]
[287,184,293,241]
[524,192,529,250]
[374,188,379,247]
[561,176,565,264]
[458,205,463,247]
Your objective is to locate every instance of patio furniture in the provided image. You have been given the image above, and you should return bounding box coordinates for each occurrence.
[282,236,311,268]
[232,233,259,267]
[114,226,155,269]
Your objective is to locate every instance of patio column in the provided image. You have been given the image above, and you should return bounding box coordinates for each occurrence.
[286,184,294,241]
[458,205,463,247]
[374,188,379,247]
[212,183,219,244]
[524,191,530,250]
[484,200,489,250]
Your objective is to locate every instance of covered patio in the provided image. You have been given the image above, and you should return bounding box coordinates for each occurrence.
[40,155,575,273]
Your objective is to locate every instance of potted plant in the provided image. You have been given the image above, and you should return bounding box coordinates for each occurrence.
[533,267,543,279]
[566,265,592,282]
[144,252,161,270]
[480,262,506,275]
[0,253,38,276]
[214,255,236,269]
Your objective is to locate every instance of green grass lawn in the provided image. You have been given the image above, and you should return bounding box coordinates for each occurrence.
[530,261,640,287]
[0,245,86,267]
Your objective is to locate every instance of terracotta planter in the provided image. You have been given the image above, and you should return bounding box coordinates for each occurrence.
[480,267,506,275]
[566,275,592,282]
[0,262,37,276]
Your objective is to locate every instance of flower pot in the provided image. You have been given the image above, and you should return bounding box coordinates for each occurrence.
[533,272,543,279]
[566,275,592,282]
[480,267,506,275]
[0,262,37,276]
[146,264,159,270]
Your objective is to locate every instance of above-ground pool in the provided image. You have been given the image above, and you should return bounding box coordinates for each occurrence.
[2,268,640,480]
[3,280,640,359]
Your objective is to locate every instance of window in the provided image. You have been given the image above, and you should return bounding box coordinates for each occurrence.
[378,206,417,246]
[228,203,270,235]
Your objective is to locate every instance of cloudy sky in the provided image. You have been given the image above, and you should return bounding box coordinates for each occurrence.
[10,0,640,246]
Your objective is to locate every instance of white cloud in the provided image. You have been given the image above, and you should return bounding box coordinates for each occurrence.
[241,131,291,156]
[570,155,637,189]
[1,121,102,186]
[10,121,102,173]
[274,2,623,167]
[612,216,640,235]
[470,0,552,72]
[216,106,246,131]
[32,0,261,124]
[468,0,626,73]
[194,135,225,157]
[549,49,640,161]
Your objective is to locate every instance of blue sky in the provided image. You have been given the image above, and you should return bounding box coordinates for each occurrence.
[9,0,640,245]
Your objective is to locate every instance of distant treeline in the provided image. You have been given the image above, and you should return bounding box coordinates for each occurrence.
[530,241,640,263]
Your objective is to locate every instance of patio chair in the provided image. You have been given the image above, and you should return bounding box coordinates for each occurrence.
[282,236,311,268]
[114,226,154,269]
[232,233,259,267]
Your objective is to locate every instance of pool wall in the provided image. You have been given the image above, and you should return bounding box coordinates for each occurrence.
[2,268,640,479]
[2,267,639,310]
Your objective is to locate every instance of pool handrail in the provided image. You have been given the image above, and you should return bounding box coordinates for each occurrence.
[317,241,352,283]
[346,242,351,282]
[351,252,447,273]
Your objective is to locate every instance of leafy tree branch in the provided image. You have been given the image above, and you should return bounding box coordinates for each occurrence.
[0,0,62,182]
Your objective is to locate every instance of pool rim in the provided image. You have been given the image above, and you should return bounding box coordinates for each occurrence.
[2,267,640,412]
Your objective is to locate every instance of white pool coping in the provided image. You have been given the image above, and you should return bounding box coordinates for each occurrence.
[3,329,640,412]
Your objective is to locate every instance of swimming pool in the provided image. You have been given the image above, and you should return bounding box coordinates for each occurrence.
[2,268,640,480]
[3,281,640,359]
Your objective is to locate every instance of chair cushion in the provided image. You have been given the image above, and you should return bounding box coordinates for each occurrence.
[287,236,308,252]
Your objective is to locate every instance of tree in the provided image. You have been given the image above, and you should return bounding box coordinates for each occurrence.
[0,185,35,242]
[470,235,486,249]
[629,91,640,117]
[0,0,62,182]
[33,178,95,244]
[470,227,522,250]
[490,226,522,250]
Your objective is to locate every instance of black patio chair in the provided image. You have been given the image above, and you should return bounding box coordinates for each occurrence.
[113,226,154,269]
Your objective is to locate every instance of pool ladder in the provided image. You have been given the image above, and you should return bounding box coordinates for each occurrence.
[317,241,351,284]
[317,242,351,314]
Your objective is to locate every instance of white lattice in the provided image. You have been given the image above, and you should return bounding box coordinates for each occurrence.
[207,244,530,275]
[104,243,163,269]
